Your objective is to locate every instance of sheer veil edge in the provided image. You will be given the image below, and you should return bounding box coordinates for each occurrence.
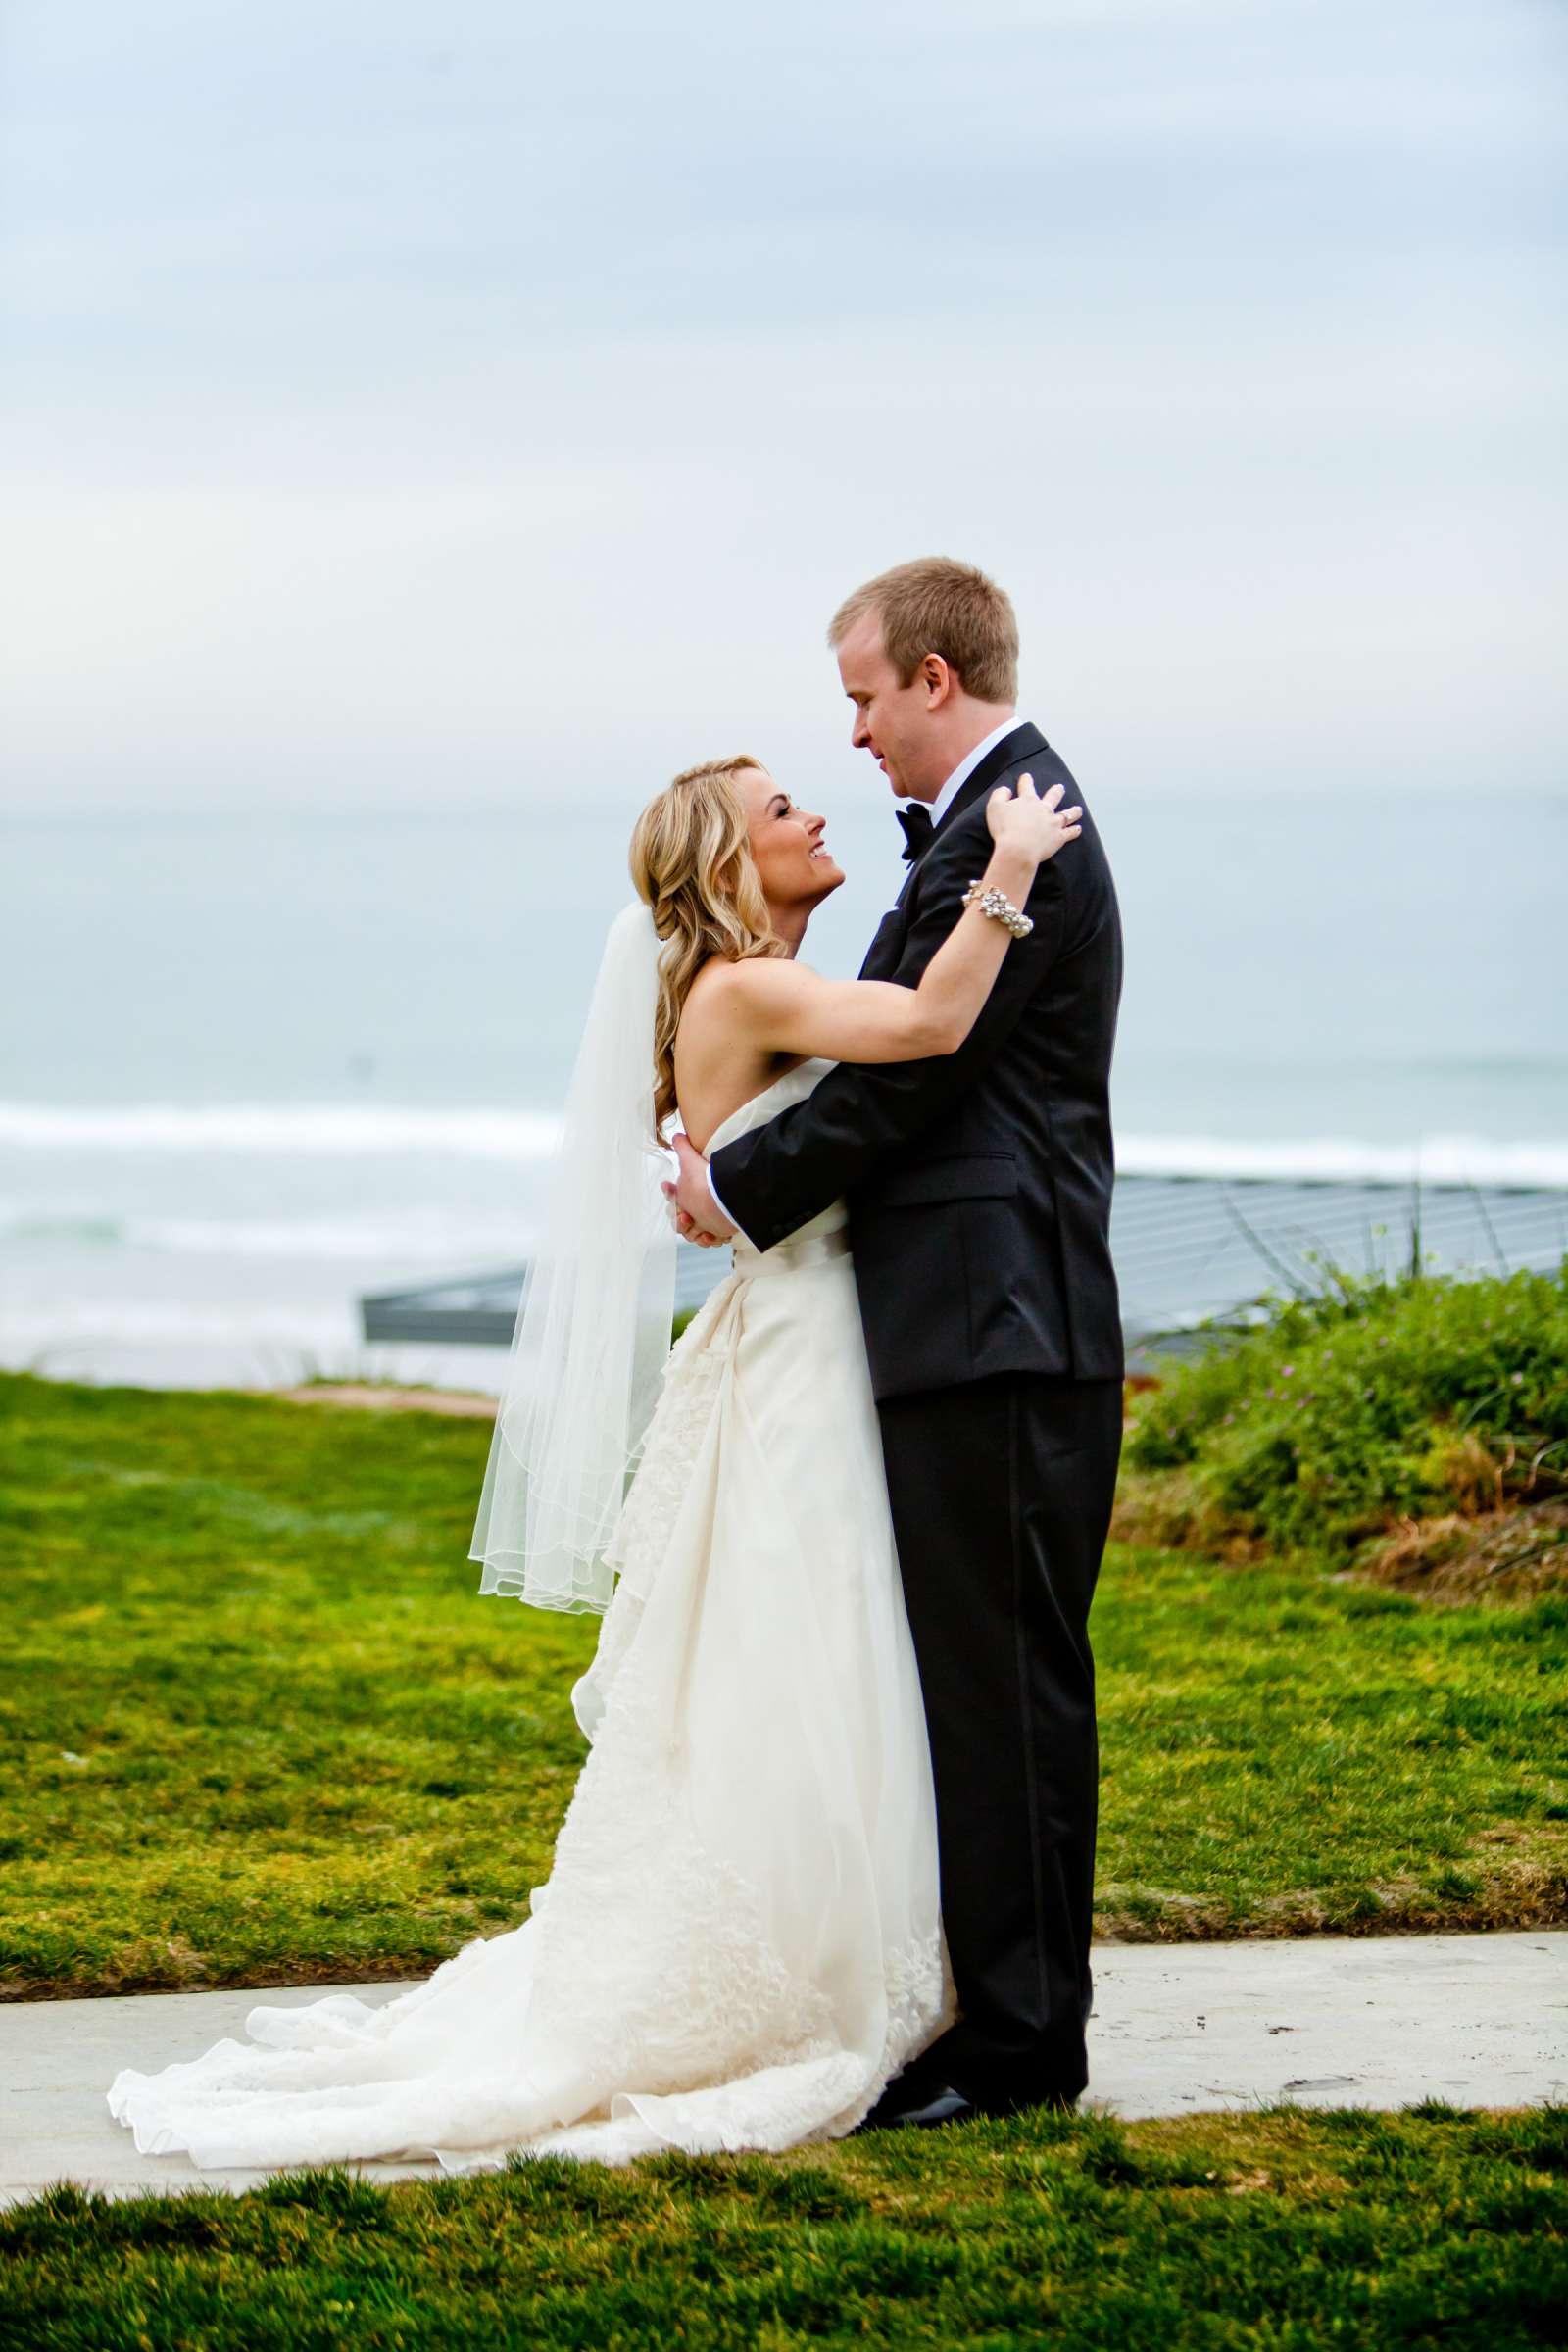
[469,903,676,1614]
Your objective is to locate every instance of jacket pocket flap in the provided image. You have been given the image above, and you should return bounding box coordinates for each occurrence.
[863,1154,1019,1209]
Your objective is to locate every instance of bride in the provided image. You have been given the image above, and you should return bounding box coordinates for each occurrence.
[108,755,1080,2171]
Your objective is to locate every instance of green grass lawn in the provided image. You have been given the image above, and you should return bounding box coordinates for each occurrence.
[4,2106,1564,2352]
[2,1370,1564,1998]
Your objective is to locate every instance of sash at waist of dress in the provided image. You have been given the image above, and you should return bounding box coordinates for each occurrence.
[734,1228,852,1281]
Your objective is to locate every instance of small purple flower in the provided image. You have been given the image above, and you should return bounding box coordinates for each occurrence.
[1282,1365,1295,1378]
[1511,1371,1524,1386]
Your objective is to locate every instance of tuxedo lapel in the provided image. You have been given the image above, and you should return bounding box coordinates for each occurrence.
[859,906,906,980]
[864,724,1047,974]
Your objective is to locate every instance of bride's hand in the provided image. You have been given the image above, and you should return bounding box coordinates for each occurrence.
[986,772,1082,864]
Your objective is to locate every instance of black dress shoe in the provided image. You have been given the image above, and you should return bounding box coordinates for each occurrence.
[855,2081,977,2132]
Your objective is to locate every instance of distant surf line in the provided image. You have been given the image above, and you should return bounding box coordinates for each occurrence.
[0,1208,534,1261]
[1,1102,1566,1189]
[0,1103,564,1157]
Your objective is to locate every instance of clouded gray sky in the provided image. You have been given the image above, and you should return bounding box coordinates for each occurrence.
[3,0,1562,813]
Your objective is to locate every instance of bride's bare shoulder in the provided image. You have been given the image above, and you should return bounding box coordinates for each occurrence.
[685,955,808,1024]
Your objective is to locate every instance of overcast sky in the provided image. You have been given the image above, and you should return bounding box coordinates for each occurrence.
[2,0,1562,816]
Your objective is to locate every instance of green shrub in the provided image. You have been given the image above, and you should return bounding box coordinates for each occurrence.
[1125,1261,1568,1554]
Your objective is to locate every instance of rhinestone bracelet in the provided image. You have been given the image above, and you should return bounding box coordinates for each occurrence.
[961,879,1034,939]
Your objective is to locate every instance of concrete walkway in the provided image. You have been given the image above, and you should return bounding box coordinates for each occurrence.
[3,1931,1563,2208]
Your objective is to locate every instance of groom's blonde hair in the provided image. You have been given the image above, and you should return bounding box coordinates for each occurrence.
[829,557,1018,705]
[629,757,785,1138]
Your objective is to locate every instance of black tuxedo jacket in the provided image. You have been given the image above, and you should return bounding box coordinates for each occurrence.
[710,722,1124,1401]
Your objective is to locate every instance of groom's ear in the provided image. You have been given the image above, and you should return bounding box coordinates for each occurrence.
[919,653,956,710]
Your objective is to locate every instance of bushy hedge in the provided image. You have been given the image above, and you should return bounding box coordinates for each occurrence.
[1124,1262,1568,1555]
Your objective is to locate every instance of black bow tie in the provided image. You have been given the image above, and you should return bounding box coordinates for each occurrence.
[896,803,935,863]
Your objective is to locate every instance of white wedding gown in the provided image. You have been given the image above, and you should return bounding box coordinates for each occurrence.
[108,1063,951,2172]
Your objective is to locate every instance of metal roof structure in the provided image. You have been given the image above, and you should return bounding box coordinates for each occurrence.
[1104,1171,1566,1334]
[361,1173,1568,1354]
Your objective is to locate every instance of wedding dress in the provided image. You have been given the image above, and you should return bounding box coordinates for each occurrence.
[108,1061,950,2172]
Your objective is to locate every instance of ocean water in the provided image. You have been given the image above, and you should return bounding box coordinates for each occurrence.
[2,792,1564,1389]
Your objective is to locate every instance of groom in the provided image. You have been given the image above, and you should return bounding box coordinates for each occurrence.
[670,557,1123,2124]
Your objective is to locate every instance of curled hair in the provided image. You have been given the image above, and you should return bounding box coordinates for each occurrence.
[829,556,1018,705]
[628,756,785,1137]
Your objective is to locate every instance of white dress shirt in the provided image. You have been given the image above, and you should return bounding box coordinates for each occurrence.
[921,715,1028,830]
[706,716,1031,1239]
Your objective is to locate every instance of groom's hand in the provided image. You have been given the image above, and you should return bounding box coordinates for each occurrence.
[663,1132,736,1247]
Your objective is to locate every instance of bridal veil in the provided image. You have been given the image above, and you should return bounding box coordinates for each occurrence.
[469,903,676,1614]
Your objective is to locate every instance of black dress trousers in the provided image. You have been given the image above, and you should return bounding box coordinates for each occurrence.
[874,1371,1123,2109]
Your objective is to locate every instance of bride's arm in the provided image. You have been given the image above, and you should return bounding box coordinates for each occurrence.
[713,776,1081,1065]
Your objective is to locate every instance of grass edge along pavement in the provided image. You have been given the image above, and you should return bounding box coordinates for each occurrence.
[4,2105,1567,2352]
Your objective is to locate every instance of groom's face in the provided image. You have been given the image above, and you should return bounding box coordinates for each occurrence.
[837,613,947,804]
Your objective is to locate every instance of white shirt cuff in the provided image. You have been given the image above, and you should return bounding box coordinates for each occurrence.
[706,1162,752,1247]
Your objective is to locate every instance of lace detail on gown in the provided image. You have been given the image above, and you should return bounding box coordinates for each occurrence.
[108,1059,950,2171]
[574,1276,737,1737]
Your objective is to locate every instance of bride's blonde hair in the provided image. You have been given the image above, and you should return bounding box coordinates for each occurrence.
[629,756,785,1136]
